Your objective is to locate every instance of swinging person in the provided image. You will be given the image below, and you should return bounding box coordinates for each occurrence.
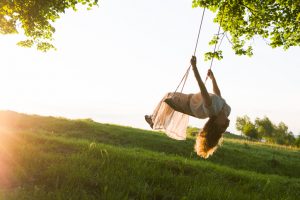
[145,56,231,158]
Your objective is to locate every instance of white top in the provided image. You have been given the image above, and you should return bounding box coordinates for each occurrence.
[190,92,231,119]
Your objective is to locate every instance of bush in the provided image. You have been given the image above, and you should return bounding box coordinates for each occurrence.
[186,126,200,137]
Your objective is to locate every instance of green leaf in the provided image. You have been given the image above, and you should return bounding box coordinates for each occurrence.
[192,0,300,58]
[17,40,34,48]
[0,0,98,51]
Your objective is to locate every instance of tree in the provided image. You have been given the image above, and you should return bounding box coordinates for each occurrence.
[255,117,274,140]
[236,115,260,139]
[236,115,250,132]
[295,135,300,147]
[0,0,98,51]
[192,0,300,60]
[243,122,260,140]
[1,1,299,53]
[273,122,295,145]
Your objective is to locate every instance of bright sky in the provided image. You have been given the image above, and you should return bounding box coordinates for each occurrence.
[0,0,299,135]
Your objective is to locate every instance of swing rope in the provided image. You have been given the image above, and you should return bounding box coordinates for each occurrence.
[173,4,226,93]
[205,6,226,83]
[173,8,206,94]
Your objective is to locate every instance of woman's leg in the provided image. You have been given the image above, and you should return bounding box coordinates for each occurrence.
[146,92,193,129]
[164,93,195,117]
[151,93,172,119]
[153,92,190,138]
[145,92,173,128]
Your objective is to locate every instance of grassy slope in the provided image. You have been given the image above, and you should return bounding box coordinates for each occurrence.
[0,111,299,200]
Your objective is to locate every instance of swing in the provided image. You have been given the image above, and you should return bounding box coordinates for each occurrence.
[164,7,225,118]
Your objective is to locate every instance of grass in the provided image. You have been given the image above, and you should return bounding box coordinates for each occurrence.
[0,110,299,199]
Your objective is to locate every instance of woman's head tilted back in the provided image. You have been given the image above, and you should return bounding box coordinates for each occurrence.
[194,113,230,159]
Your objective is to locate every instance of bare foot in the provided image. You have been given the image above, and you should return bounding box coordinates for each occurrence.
[144,115,153,129]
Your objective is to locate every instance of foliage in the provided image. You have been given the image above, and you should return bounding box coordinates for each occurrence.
[255,117,275,139]
[0,0,98,51]
[236,115,260,139]
[295,135,300,147]
[236,115,297,146]
[1,1,299,53]
[243,122,260,139]
[192,0,300,60]
[186,126,200,137]
[274,122,296,145]
[204,50,223,61]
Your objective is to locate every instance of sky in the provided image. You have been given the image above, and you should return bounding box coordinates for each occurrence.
[0,0,299,135]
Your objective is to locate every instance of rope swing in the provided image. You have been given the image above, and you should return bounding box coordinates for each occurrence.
[173,8,206,94]
[205,6,226,83]
[173,5,225,93]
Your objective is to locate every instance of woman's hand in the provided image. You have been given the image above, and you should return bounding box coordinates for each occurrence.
[207,69,215,80]
[190,56,197,67]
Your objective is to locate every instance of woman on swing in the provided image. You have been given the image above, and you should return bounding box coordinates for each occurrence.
[145,56,231,158]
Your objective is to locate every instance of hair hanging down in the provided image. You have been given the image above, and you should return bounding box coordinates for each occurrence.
[194,116,229,159]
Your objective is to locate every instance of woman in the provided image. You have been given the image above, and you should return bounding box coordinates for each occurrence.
[145,56,231,158]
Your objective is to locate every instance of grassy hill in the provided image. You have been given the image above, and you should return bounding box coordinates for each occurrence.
[0,111,299,200]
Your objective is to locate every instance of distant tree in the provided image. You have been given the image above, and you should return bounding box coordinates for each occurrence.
[274,122,296,145]
[255,117,275,141]
[243,122,260,140]
[284,132,296,146]
[236,115,250,132]
[295,135,300,147]
[0,0,98,51]
[236,115,260,139]
[192,0,300,60]
[237,115,297,146]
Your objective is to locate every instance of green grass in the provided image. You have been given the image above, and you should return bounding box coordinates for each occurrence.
[0,110,299,200]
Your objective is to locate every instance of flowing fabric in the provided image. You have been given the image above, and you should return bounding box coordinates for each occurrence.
[151,93,189,140]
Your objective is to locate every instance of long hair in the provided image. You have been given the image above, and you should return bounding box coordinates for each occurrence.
[194,116,229,159]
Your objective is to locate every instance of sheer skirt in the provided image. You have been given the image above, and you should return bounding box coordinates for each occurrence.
[151,92,191,140]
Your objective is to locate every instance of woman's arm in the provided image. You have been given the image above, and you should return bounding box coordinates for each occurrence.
[190,56,212,107]
[207,69,221,97]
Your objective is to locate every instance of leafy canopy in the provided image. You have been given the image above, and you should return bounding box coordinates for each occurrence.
[192,0,300,60]
[0,0,98,51]
[0,0,299,54]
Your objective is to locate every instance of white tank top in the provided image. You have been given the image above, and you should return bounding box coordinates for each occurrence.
[189,92,231,119]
